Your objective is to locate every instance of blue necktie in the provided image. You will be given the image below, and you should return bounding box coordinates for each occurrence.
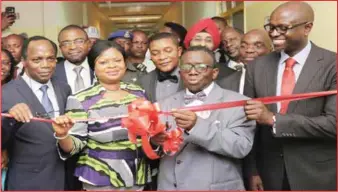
[40,85,54,118]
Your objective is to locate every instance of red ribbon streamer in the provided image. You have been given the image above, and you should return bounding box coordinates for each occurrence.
[1,90,336,159]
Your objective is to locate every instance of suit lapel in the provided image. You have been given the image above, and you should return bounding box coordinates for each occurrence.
[90,69,95,84]
[16,77,47,117]
[288,43,324,112]
[265,52,280,113]
[54,61,68,84]
[149,71,158,102]
[52,80,65,115]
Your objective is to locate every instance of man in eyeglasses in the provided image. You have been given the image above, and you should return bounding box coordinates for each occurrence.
[53,25,94,94]
[53,24,95,191]
[1,36,71,190]
[153,46,256,190]
[243,2,336,190]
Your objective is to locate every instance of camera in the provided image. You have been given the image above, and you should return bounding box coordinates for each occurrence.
[5,7,16,20]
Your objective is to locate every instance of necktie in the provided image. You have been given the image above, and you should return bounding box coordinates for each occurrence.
[184,91,207,105]
[157,70,178,83]
[40,85,54,118]
[73,66,85,92]
[280,58,297,114]
[133,63,147,72]
[218,49,227,64]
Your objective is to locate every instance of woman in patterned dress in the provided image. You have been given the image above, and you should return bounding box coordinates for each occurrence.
[52,40,160,191]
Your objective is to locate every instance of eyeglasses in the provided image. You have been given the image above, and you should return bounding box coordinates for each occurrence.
[60,38,87,48]
[180,63,214,73]
[264,21,310,34]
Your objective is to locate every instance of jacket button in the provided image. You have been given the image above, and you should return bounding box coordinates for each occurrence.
[280,153,284,157]
[174,183,177,187]
[177,160,182,164]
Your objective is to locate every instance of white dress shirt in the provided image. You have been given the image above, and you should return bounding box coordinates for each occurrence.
[22,73,60,117]
[228,59,244,71]
[239,67,246,95]
[15,61,24,77]
[276,41,311,111]
[64,58,92,93]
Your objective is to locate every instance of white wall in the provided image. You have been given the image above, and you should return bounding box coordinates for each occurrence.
[183,1,218,29]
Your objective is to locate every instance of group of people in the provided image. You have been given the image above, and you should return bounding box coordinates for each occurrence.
[1,1,336,191]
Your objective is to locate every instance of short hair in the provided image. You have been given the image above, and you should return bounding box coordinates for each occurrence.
[182,46,216,66]
[87,40,126,71]
[22,36,58,60]
[211,16,228,27]
[1,49,16,84]
[164,22,187,45]
[149,32,179,47]
[58,24,88,42]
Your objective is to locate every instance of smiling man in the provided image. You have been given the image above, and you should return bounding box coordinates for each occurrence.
[244,2,336,190]
[53,25,95,94]
[1,36,71,190]
[155,46,256,190]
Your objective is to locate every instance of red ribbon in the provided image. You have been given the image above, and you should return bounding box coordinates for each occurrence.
[1,90,336,159]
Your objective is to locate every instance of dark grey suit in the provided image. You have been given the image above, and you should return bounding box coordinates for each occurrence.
[1,77,71,190]
[243,43,336,190]
[53,60,95,87]
[217,70,242,92]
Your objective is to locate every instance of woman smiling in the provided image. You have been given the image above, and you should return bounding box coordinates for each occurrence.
[53,40,156,190]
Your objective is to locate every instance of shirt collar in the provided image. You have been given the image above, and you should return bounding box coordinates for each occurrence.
[186,82,214,96]
[279,40,312,66]
[65,58,90,71]
[22,72,53,93]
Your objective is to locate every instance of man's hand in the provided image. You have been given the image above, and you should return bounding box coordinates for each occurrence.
[9,103,33,123]
[150,132,168,146]
[1,150,9,169]
[249,175,264,191]
[171,109,197,131]
[244,100,274,126]
[1,13,15,31]
[52,115,75,138]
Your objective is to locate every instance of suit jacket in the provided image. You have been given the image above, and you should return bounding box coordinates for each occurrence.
[53,59,95,88]
[216,61,237,80]
[1,77,71,190]
[157,83,256,190]
[243,43,337,190]
[137,69,184,102]
[217,70,242,92]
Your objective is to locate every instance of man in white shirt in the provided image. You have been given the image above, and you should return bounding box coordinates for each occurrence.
[2,36,71,190]
[53,25,94,94]
[153,46,256,190]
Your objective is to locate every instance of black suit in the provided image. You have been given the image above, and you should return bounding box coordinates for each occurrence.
[243,43,336,190]
[2,77,71,190]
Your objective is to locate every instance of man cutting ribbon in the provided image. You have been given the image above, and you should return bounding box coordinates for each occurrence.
[152,46,256,190]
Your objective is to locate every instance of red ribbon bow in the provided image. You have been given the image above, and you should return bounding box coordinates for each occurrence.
[121,98,184,160]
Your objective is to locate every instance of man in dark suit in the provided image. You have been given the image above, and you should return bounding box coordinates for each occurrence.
[1,36,71,190]
[218,29,272,94]
[53,25,95,94]
[243,2,336,190]
[138,32,184,103]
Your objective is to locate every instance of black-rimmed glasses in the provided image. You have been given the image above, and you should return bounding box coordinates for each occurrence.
[264,21,310,34]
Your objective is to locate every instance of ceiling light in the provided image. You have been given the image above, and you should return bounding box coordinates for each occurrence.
[99,2,171,8]
[109,15,162,22]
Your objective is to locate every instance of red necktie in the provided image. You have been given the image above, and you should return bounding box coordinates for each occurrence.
[280,58,297,114]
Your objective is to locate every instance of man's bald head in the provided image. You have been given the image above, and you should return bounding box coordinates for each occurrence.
[272,2,314,23]
[3,34,24,63]
[268,2,314,56]
[239,29,272,64]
